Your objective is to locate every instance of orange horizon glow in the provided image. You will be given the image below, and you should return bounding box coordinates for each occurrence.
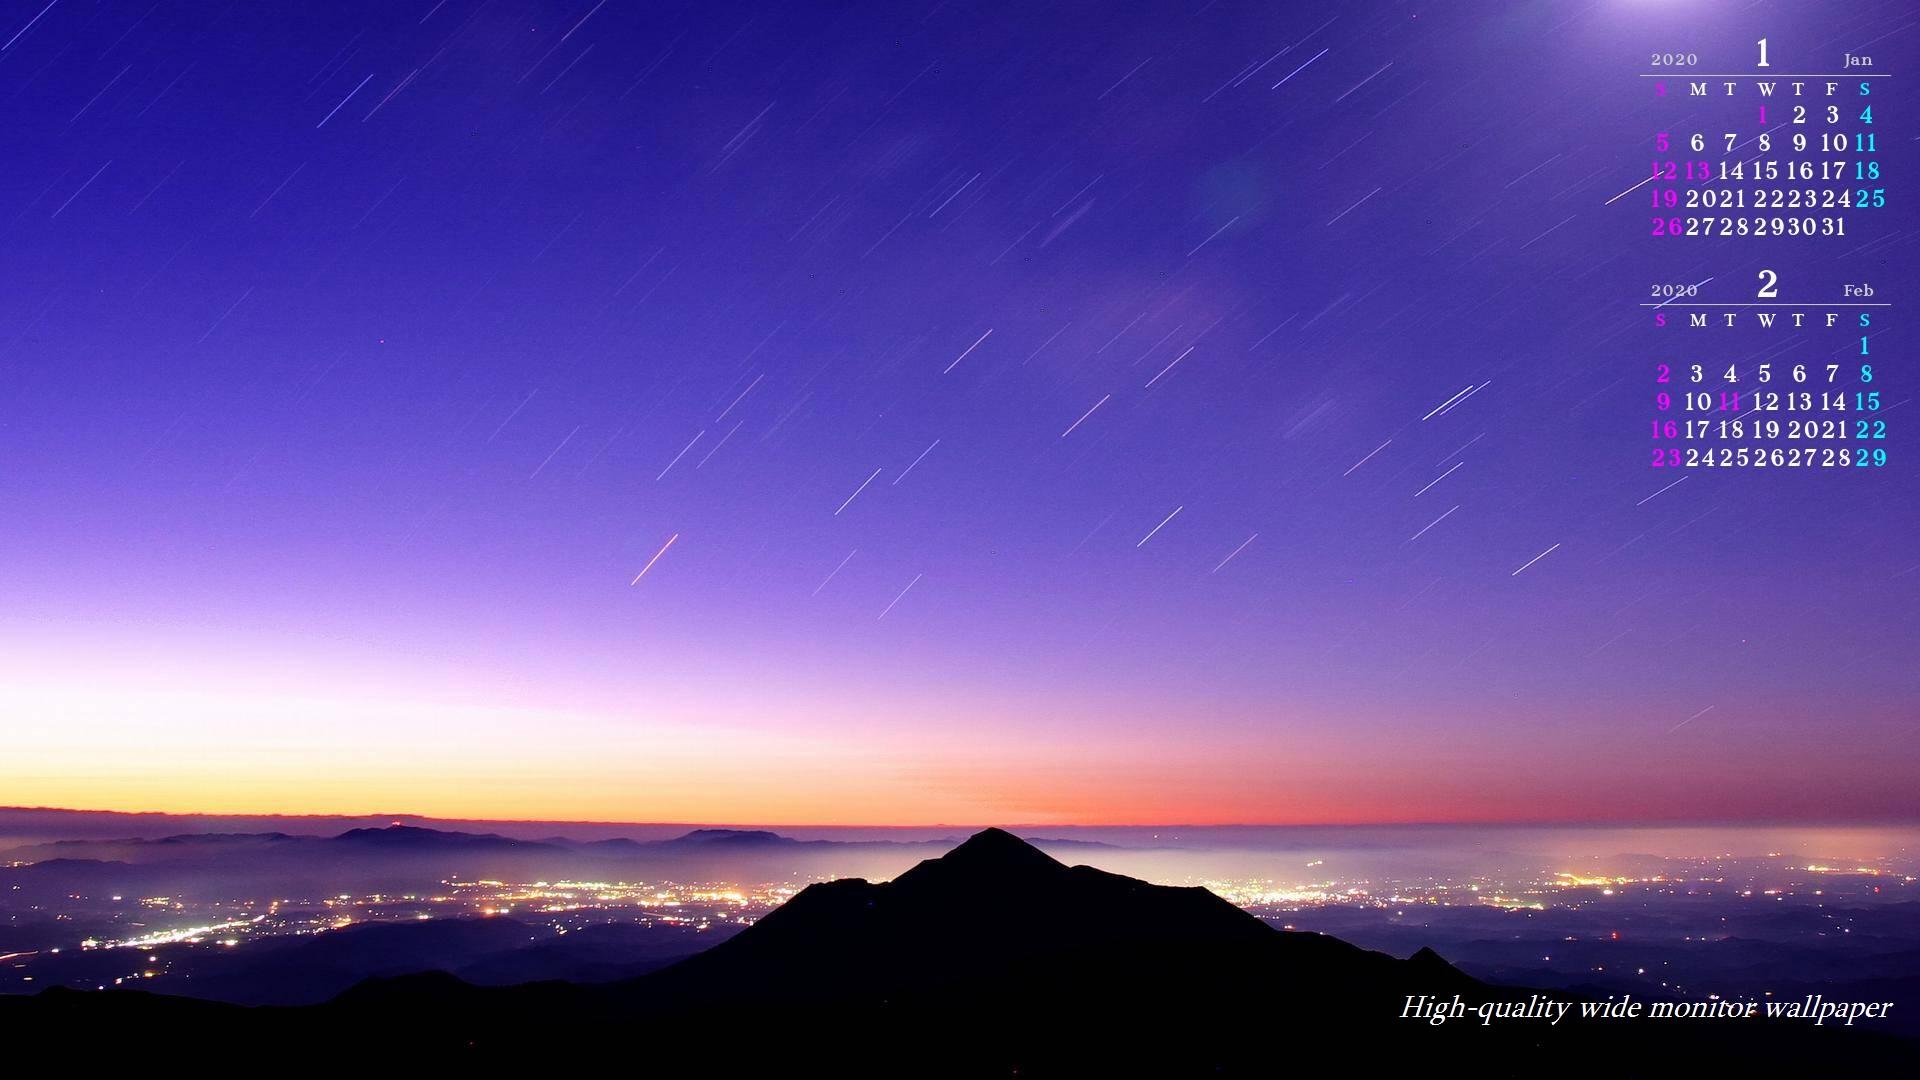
[10,795,1920,831]
[0,779,1552,829]
[7,640,1918,830]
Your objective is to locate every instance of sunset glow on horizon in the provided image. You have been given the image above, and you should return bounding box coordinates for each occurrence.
[6,627,1914,826]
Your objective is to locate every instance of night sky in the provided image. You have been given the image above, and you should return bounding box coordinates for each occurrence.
[3,1,1915,825]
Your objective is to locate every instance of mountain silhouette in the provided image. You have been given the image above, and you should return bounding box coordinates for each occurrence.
[624,825,1356,1011]
[664,827,795,845]
[5,829,1912,1072]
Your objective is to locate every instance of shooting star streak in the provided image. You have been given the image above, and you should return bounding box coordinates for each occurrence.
[1098,57,1152,100]
[715,373,763,422]
[1421,385,1475,421]
[1333,61,1391,103]
[1669,704,1715,733]
[1437,432,1484,466]
[629,533,679,584]
[835,468,883,514]
[1406,505,1459,543]
[1510,543,1561,576]
[929,172,979,217]
[528,425,580,479]
[1343,439,1391,476]
[50,160,111,219]
[1636,475,1688,506]
[1211,533,1258,573]
[560,0,609,42]
[488,389,538,443]
[656,430,703,480]
[1435,381,1490,417]
[3,1,60,52]
[1145,347,1194,388]
[1187,216,1239,257]
[1137,505,1183,547]
[317,73,375,128]
[1025,322,1071,364]
[196,287,253,344]
[944,329,992,373]
[1603,173,1655,206]
[363,69,421,122]
[878,573,923,620]
[1061,395,1111,437]
[1272,47,1328,89]
[1414,461,1463,497]
[696,421,742,467]
[1519,215,1576,250]
[812,549,857,596]
[1327,186,1381,225]
[893,439,940,485]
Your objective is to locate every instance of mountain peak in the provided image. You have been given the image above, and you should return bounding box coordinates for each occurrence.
[950,826,1055,860]
[333,825,455,844]
[329,825,522,849]
[894,828,1063,888]
[1408,945,1462,975]
[669,828,791,846]
[631,823,1358,1019]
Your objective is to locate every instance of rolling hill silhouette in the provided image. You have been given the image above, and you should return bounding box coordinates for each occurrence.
[8,829,1913,1073]
[10,914,732,1006]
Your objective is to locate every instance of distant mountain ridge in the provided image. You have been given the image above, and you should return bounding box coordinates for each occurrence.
[0,825,1121,911]
[0,805,1136,848]
[2,823,1109,864]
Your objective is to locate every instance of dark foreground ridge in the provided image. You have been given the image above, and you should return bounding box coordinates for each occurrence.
[10,829,1912,1074]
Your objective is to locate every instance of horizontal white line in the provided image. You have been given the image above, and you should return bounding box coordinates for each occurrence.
[1635,303,1891,307]
[1636,73,1890,77]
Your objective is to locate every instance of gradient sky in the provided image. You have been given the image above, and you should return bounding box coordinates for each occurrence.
[2,1,1915,825]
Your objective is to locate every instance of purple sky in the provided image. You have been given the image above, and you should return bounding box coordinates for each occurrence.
[2,1,1915,824]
